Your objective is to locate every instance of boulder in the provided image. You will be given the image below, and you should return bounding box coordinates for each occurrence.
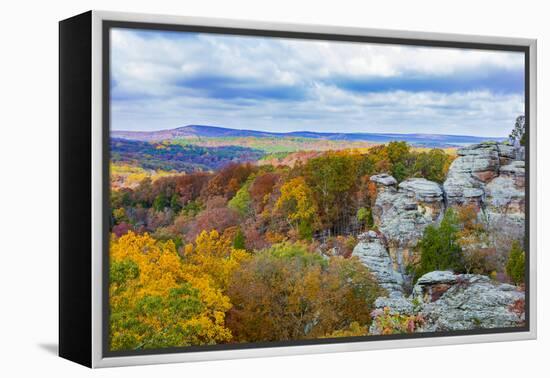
[370,173,397,187]
[352,231,404,294]
[415,272,525,331]
[370,271,525,333]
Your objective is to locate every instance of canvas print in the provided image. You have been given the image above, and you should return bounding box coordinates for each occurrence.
[108,27,527,353]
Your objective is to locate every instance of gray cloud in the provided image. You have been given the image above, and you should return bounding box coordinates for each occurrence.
[110,28,525,137]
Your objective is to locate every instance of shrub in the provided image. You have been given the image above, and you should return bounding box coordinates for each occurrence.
[506,240,525,285]
[372,307,425,335]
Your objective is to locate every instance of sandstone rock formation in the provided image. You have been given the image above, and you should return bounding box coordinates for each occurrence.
[443,141,526,243]
[352,231,404,294]
[361,142,525,284]
[353,141,527,334]
[370,271,525,334]
[443,142,524,206]
[370,175,444,274]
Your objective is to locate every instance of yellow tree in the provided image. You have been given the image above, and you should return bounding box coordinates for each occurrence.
[275,176,317,239]
[182,230,249,290]
[109,232,233,351]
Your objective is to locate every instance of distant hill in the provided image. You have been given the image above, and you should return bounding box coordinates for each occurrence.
[111,138,264,173]
[112,125,505,148]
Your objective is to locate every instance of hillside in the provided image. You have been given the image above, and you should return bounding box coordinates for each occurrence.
[110,138,264,173]
[112,124,504,148]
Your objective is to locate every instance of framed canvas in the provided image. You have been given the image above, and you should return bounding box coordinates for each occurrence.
[59,10,537,368]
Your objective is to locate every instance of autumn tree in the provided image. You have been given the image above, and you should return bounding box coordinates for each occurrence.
[203,163,254,199]
[249,172,279,214]
[186,206,240,242]
[182,229,249,290]
[303,153,361,234]
[413,149,454,183]
[109,232,233,351]
[275,176,317,240]
[226,243,382,342]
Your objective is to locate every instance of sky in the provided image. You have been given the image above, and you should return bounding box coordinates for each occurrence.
[110,28,525,137]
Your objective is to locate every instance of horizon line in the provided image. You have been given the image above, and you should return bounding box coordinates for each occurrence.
[112,124,508,139]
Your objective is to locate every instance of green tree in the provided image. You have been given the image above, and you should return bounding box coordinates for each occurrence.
[413,149,452,183]
[391,161,408,182]
[387,141,412,181]
[415,208,464,279]
[170,194,181,213]
[356,207,374,229]
[228,181,252,216]
[153,193,169,212]
[233,227,246,250]
[303,154,360,233]
[506,240,525,285]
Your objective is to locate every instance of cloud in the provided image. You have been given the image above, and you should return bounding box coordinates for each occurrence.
[110,28,525,137]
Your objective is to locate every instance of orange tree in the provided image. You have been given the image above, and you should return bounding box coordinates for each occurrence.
[225,242,383,342]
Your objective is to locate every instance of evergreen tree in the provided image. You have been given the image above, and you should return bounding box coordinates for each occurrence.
[415,208,464,279]
[233,227,246,250]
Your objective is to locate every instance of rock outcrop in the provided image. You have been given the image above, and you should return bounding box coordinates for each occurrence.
[370,271,525,334]
[443,141,526,242]
[354,141,526,332]
[443,142,501,208]
[352,231,404,294]
[443,141,524,206]
[370,175,444,274]
[362,142,525,284]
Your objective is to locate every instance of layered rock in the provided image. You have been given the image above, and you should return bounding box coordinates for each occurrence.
[352,231,404,294]
[443,141,526,242]
[370,175,444,274]
[358,141,527,334]
[443,142,499,208]
[370,271,525,334]
[443,142,524,208]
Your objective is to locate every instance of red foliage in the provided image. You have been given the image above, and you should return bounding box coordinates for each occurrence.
[112,222,132,237]
[186,207,240,241]
[203,163,254,199]
[249,172,280,213]
[174,173,210,204]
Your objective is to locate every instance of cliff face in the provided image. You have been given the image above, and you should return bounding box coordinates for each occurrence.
[352,231,405,294]
[444,142,525,243]
[352,142,526,331]
[369,175,445,276]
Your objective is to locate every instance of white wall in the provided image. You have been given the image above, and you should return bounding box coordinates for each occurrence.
[0,0,546,376]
